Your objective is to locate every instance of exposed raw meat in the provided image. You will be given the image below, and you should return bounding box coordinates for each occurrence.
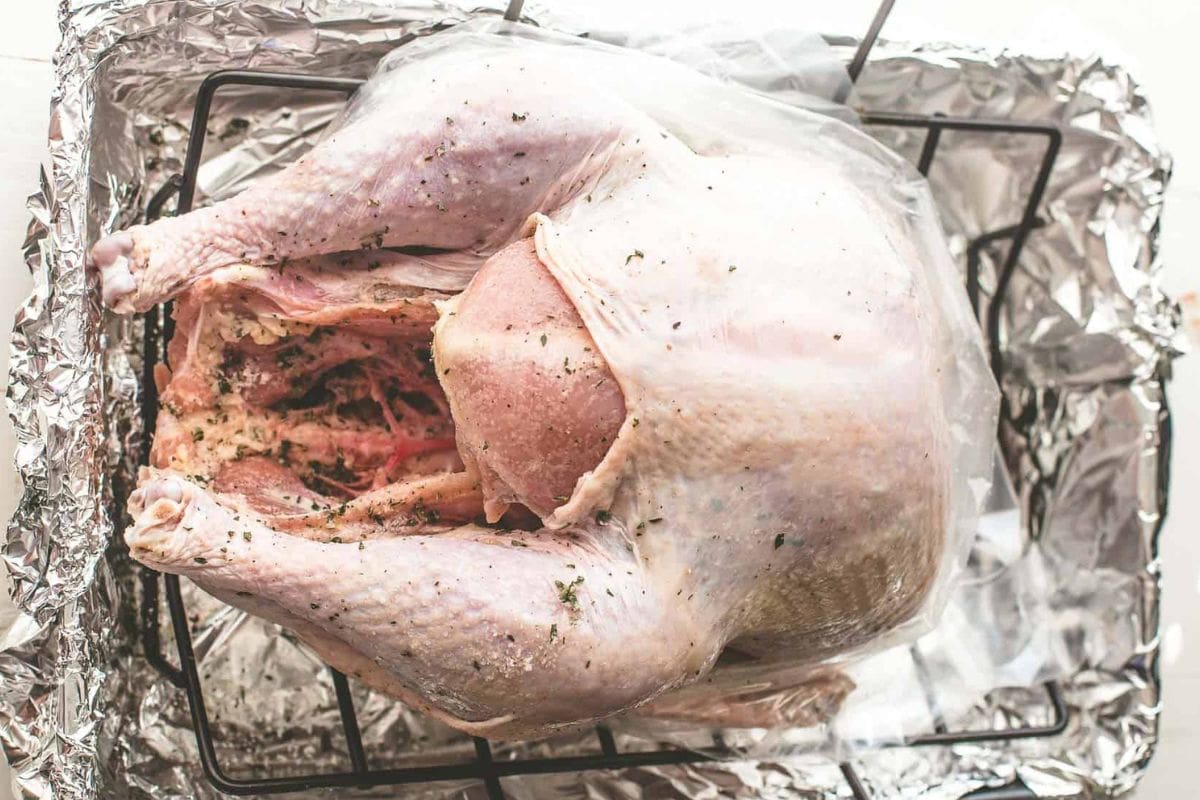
[436,238,627,522]
[95,29,993,738]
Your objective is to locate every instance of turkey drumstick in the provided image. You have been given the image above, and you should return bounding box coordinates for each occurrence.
[92,50,632,313]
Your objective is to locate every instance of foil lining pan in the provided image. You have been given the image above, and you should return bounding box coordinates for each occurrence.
[3,1,1184,798]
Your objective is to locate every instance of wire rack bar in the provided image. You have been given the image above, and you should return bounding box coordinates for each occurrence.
[175,71,362,216]
[911,683,1067,746]
[861,112,1062,382]
[963,780,1037,800]
[915,119,944,176]
[504,0,525,23]
[130,3,1067,797]
[331,669,369,773]
[139,567,184,688]
[596,726,619,757]
[842,763,874,799]
[847,0,898,83]
[966,220,1046,318]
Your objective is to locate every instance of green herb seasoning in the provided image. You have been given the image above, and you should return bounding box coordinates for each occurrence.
[554,576,585,607]
[412,502,440,525]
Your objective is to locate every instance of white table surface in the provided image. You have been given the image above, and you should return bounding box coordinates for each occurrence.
[0,2,1195,798]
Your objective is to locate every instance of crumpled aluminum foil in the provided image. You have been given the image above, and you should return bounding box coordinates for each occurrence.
[3,1,1184,799]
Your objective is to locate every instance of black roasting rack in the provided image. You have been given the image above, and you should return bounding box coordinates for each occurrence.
[133,1,1067,797]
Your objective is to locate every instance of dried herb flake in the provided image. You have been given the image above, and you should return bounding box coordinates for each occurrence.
[554,576,585,607]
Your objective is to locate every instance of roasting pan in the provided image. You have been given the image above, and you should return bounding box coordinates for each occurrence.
[3,0,1177,798]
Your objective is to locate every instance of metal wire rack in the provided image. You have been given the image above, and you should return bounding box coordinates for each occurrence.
[132,1,1068,797]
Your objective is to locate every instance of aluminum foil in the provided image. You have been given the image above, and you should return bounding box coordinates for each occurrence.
[3,1,1183,799]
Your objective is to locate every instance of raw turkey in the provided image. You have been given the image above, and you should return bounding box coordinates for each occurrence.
[94,25,997,738]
